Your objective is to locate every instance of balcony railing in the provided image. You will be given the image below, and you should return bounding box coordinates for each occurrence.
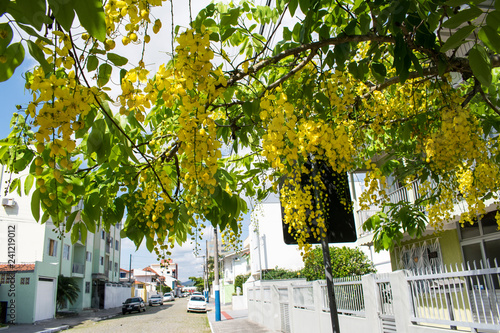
[72,263,84,274]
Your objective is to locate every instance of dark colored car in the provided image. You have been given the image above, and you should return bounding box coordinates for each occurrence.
[122,297,146,314]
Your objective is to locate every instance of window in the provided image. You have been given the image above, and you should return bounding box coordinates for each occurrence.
[20,277,30,285]
[100,256,104,265]
[120,272,126,278]
[114,262,118,272]
[101,230,105,239]
[0,274,6,284]
[115,240,119,251]
[47,239,58,257]
[85,282,90,293]
[86,251,92,262]
[63,244,70,260]
[109,260,112,270]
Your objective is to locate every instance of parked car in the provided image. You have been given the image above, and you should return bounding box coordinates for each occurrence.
[163,292,175,302]
[148,294,164,306]
[122,297,146,314]
[187,295,207,313]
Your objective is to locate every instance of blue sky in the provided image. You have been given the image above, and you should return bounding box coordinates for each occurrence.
[0,61,34,139]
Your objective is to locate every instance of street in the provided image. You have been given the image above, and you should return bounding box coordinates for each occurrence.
[68,297,211,333]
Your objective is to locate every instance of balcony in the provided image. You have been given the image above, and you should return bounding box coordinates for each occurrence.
[356,180,423,239]
[72,262,85,277]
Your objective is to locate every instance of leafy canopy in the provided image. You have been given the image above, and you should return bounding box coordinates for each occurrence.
[1,0,500,255]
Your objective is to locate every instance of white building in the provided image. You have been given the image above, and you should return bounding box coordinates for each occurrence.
[0,166,123,324]
[249,177,392,280]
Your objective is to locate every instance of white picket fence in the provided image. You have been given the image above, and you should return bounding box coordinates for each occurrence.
[247,263,500,333]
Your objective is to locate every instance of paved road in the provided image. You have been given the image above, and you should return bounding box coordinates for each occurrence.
[68,298,210,333]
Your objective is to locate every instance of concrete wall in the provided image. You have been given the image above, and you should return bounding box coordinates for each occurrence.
[104,283,131,309]
[248,273,467,333]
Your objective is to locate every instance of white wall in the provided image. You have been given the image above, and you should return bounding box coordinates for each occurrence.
[104,284,132,309]
[250,200,304,277]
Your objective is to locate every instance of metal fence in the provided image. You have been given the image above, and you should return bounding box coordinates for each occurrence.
[320,276,366,316]
[407,261,500,331]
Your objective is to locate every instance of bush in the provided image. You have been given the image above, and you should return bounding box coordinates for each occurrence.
[234,273,250,294]
[301,246,376,281]
[262,267,302,280]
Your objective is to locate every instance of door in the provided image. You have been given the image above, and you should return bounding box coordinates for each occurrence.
[35,278,55,321]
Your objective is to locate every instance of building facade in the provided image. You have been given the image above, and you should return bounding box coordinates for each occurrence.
[0,167,122,324]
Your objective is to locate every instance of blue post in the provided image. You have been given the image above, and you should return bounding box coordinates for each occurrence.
[215,286,221,321]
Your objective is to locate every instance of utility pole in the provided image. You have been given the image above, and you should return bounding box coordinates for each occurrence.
[214,226,221,321]
[129,254,132,283]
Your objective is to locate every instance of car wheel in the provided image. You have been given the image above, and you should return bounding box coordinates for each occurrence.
[122,310,126,315]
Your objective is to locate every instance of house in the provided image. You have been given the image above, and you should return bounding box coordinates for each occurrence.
[355,173,500,273]
[0,166,124,324]
[220,238,251,303]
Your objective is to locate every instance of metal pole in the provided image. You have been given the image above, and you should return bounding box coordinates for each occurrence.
[312,159,340,333]
[321,237,340,333]
[214,226,221,321]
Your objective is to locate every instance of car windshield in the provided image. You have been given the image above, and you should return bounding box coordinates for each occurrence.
[191,296,204,301]
[151,295,161,298]
[124,298,138,304]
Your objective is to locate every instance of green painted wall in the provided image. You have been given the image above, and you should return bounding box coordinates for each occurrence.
[390,229,463,271]
[0,271,36,324]
[223,283,234,304]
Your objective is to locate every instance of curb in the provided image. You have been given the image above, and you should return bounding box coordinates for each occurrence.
[35,325,70,333]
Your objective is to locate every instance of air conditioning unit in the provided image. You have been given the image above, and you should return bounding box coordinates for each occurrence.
[2,198,15,207]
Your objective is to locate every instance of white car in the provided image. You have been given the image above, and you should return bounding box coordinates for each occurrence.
[148,294,163,306]
[163,292,175,302]
[187,295,207,313]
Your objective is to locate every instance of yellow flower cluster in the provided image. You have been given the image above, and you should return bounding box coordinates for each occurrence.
[26,68,93,158]
[43,31,75,70]
[104,0,166,44]
[116,28,229,256]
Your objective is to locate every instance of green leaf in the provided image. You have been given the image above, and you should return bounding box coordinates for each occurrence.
[486,10,500,31]
[65,210,79,232]
[97,63,112,87]
[370,62,386,82]
[479,26,500,53]
[48,0,75,31]
[0,23,13,54]
[73,0,106,42]
[87,55,98,72]
[0,0,8,15]
[289,0,298,16]
[440,25,476,53]
[31,188,40,221]
[16,23,52,44]
[0,42,25,82]
[79,223,87,244]
[298,0,310,14]
[469,45,492,87]
[442,6,483,29]
[107,53,128,66]
[17,0,48,31]
[24,173,34,195]
[26,40,51,74]
[71,224,79,244]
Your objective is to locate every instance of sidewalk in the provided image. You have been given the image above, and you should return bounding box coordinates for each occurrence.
[2,307,122,333]
[206,300,275,333]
